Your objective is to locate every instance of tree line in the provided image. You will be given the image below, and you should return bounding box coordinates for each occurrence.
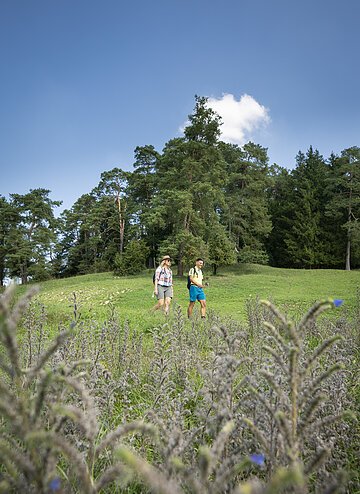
[1,96,359,285]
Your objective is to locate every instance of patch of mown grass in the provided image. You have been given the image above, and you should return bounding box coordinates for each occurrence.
[206,264,358,319]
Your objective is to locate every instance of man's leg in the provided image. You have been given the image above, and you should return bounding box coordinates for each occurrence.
[188,301,195,318]
[200,299,206,318]
[188,285,197,318]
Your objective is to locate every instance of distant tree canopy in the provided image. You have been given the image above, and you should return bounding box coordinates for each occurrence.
[1,96,359,284]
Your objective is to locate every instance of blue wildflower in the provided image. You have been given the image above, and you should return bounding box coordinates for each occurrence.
[249,453,265,466]
[49,477,61,492]
[333,299,344,308]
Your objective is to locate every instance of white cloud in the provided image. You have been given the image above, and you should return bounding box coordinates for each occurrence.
[206,93,271,145]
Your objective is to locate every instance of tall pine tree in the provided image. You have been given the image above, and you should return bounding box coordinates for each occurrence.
[283,147,329,268]
[325,146,360,269]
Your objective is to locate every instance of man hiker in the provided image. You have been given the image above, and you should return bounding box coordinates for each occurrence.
[153,255,173,316]
[187,258,206,319]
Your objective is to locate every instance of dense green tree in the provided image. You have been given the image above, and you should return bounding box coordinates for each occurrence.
[113,239,150,275]
[221,141,272,263]
[58,193,105,276]
[266,166,295,267]
[325,147,360,269]
[128,145,162,266]
[207,222,237,275]
[0,196,18,285]
[0,197,7,285]
[6,189,61,283]
[130,145,160,206]
[93,168,131,255]
[160,230,208,272]
[184,95,222,145]
[155,97,234,275]
[282,147,329,268]
[58,168,140,277]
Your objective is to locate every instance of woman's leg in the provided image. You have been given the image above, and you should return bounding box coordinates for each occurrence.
[153,298,164,311]
[164,296,171,315]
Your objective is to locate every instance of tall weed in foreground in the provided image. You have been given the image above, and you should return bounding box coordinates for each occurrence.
[0,286,156,493]
[0,286,357,493]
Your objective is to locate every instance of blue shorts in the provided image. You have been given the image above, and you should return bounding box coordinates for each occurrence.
[189,285,206,302]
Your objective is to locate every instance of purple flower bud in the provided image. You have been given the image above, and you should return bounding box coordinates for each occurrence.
[49,477,61,492]
[333,299,344,307]
[249,453,265,466]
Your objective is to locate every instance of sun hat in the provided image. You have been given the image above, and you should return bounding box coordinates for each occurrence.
[161,255,171,261]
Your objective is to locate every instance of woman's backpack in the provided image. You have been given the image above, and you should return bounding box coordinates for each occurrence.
[153,267,165,284]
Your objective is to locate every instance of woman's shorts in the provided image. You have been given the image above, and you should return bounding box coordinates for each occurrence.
[157,285,173,300]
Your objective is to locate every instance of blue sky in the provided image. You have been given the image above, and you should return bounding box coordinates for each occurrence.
[1,0,359,212]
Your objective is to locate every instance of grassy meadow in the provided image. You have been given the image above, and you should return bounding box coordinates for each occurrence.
[15,263,360,331]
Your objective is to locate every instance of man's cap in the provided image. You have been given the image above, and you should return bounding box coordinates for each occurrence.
[161,255,171,261]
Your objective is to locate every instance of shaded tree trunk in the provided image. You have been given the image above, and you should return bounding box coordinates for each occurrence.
[346,186,353,271]
[177,243,184,277]
[345,237,350,271]
[20,263,28,284]
[116,194,126,254]
[177,262,183,277]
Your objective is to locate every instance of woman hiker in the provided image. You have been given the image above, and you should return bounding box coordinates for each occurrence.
[153,255,173,316]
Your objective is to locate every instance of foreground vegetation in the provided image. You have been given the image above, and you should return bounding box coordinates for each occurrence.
[0,266,359,492]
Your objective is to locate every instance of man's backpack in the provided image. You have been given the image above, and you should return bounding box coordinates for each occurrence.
[187,266,198,290]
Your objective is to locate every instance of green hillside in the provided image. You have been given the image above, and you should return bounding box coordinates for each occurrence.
[15,264,359,331]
